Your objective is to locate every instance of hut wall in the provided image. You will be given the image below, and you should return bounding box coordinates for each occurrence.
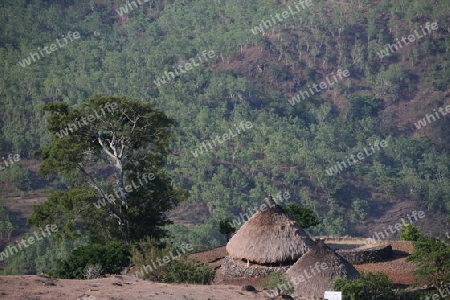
[220,256,290,277]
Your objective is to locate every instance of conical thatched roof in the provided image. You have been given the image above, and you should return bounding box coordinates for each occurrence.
[286,239,359,299]
[226,196,315,264]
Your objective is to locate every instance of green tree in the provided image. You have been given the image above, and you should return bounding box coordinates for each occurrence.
[8,163,32,191]
[346,94,383,122]
[407,236,450,290]
[28,96,185,244]
[400,224,421,241]
[284,203,319,229]
[219,219,235,242]
[351,198,369,221]
[0,204,14,244]
[333,272,395,300]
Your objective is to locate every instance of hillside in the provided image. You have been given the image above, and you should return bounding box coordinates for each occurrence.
[0,0,449,275]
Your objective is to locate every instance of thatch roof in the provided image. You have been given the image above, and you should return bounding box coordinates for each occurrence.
[286,239,360,298]
[226,196,315,264]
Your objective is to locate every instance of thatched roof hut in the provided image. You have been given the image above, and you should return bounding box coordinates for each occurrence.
[286,239,359,299]
[226,196,315,264]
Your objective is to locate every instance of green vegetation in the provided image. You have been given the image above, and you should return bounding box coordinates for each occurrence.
[0,236,87,275]
[0,0,449,280]
[50,242,131,279]
[400,224,421,242]
[0,204,14,246]
[284,204,319,229]
[130,237,174,281]
[407,235,450,291]
[259,271,294,294]
[333,272,395,300]
[346,94,383,122]
[28,96,184,244]
[130,237,214,284]
[159,259,215,284]
[332,230,450,299]
[7,164,32,191]
[219,219,235,242]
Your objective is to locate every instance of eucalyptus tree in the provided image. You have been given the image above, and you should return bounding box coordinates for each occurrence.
[29,95,185,243]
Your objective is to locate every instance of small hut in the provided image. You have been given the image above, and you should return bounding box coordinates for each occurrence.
[226,196,315,265]
[286,239,359,299]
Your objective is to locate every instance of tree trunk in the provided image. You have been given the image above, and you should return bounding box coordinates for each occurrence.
[115,158,130,244]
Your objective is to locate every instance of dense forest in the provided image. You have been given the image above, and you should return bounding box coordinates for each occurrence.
[0,0,450,274]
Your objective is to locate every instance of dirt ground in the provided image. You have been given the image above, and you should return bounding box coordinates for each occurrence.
[0,275,269,300]
[354,241,416,287]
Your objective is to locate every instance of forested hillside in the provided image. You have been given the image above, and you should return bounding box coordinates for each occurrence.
[1,0,450,267]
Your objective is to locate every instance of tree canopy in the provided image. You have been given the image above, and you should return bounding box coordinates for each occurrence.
[284,204,320,229]
[28,95,185,243]
[407,235,450,290]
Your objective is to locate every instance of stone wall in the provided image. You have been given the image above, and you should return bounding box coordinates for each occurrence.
[220,256,290,278]
[219,243,394,277]
[337,244,393,265]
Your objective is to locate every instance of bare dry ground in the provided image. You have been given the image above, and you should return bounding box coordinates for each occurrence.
[0,275,269,300]
[354,241,416,287]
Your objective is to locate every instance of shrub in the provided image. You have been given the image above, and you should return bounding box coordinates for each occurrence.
[333,272,395,300]
[159,258,215,284]
[259,271,294,294]
[51,242,130,279]
[83,264,103,279]
[130,237,214,284]
[130,237,173,281]
[400,224,421,241]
